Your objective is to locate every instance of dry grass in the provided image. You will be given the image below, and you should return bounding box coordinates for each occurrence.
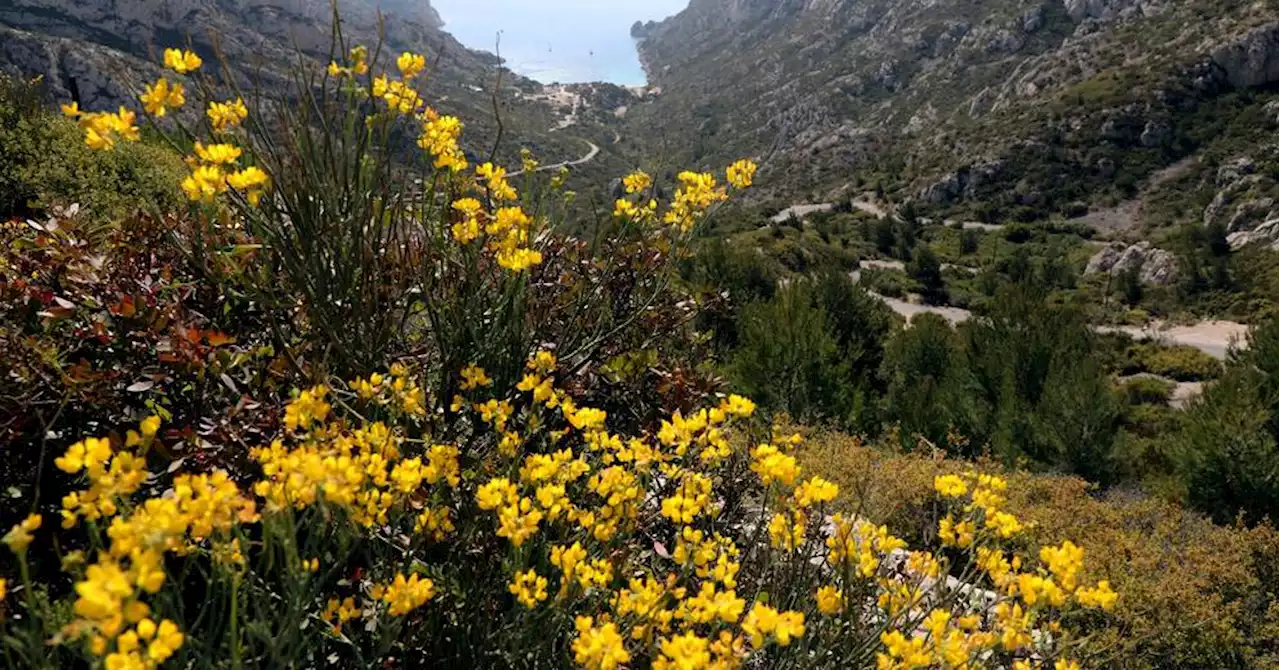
[797,426,1279,669]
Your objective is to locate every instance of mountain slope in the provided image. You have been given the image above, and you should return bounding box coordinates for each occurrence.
[628,0,1277,233]
[0,0,590,166]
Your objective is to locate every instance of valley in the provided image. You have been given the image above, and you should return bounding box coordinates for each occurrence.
[0,1,1275,668]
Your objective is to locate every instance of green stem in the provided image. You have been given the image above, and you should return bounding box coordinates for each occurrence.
[230,572,242,670]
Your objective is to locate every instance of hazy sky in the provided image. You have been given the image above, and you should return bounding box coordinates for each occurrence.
[433,0,689,85]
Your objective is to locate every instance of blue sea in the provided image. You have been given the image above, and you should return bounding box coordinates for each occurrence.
[432,0,688,85]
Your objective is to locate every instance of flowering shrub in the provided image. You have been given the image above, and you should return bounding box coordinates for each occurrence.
[60,42,752,384]
[3,356,1114,668]
[799,427,1277,669]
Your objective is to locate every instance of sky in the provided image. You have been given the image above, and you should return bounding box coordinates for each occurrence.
[433,0,689,85]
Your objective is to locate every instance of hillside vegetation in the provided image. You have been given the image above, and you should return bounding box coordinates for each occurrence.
[0,4,1275,670]
[630,0,1277,233]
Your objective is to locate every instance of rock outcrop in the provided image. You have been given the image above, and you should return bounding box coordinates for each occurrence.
[1085,241,1180,285]
[1209,24,1279,89]
[626,0,1277,218]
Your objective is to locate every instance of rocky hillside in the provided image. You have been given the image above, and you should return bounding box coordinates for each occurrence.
[629,0,1277,239]
[0,0,588,166]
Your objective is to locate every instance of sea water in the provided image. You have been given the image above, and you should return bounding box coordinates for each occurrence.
[433,0,687,86]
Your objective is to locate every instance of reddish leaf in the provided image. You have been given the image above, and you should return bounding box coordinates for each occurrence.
[205,331,234,347]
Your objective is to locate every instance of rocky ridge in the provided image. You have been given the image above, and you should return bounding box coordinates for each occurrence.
[626,0,1277,228]
[0,0,587,166]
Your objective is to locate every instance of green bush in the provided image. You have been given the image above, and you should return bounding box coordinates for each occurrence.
[880,312,975,453]
[0,73,183,222]
[1175,316,1278,524]
[1119,375,1175,405]
[727,273,893,432]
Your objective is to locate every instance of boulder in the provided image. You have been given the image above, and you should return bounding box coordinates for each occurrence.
[919,161,1005,204]
[1085,241,1179,285]
[1210,24,1279,89]
[1020,5,1047,33]
[1227,218,1279,250]
[1226,198,1275,232]
[1084,242,1126,274]
[1139,120,1169,147]
[1063,0,1148,23]
[986,30,1026,54]
[1216,156,1256,186]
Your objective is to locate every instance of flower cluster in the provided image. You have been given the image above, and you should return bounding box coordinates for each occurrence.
[6,352,1114,669]
[612,162,757,233]
[60,104,140,151]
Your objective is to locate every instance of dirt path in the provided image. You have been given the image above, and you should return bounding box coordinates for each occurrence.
[851,198,888,218]
[872,294,973,325]
[770,203,834,223]
[510,138,600,177]
[853,286,1248,360]
[1068,156,1199,232]
[1095,320,1249,360]
[769,196,891,224]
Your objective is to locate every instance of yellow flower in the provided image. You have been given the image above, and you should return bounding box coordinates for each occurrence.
[397,52,427,79]
[193,142,242,165]
[654,631,711,669]
[496,247,542,272]
[139,78,185,117]
[3,513,42,553]
[146,619,184,663]
[573,616,631,670]
[815,585,843,615]
[55,437,113,474]
[476,477,517,510]
[740,603,805,648]
[476,162,517,201]
[182,165,227,202]
[0,578,6,601]
[459,364,493,390]
[622,170,652,194]
[1039,540,1085,590]
[750,444,800,487]
[660,472,713,524]
[381,572,435,615]
[793,476,838,508]
[163,48,203,74]
[725,159,757,189]
[986,510,1023,538]
[509,569,548,608]
[1075,580,1118,611]
[61,101,81,117]
[933,474,968,498]
[348,45,370,75]
[879,630,931,667]
[140,416,161,438]
[207,98,248,132]
[938,515,975,548]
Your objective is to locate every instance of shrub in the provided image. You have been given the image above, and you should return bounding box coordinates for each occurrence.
[1174,316,1278,524]
[1118,376,1174,406]
[0,73,183,222]
[1140,344,1222,381]
[907,245,948,306]
[728,274,892,433]
[798,429,1279,670]
[0,207,279,535]
[959,287,1122,481]
[729,281,845,422]
[1,368,1113,669]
